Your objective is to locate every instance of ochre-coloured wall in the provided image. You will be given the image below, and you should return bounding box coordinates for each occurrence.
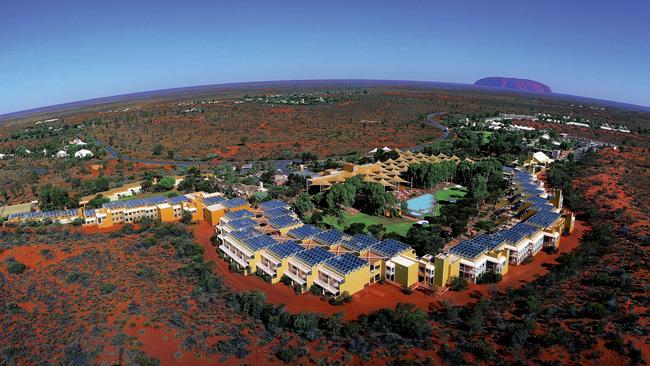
[394,261,418,288]
[339,266,371,296]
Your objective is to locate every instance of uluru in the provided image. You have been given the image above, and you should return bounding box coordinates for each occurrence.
[475,77,552,94]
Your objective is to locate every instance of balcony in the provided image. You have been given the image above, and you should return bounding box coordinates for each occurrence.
[313,277,340,296]
[219,245,249,268]
[256,261,276,277]
[283,270,306,285]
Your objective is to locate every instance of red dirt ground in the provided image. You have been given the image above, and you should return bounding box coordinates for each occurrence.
[192,219,589,319]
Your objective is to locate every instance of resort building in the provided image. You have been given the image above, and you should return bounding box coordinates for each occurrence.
[433,167,573,286]
[307,150,470,192]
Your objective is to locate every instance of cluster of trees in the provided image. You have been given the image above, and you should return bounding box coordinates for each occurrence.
[407,160,456,188]
[177,167,220,193]
[317,175,396,216]
[38,185,78,210]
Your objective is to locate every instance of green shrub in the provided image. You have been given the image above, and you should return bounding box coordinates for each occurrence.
[449,277,468,291]
[7,258,27,274]
[476,271,502,284]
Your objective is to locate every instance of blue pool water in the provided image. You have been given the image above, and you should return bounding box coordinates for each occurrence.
[406,194,435,217]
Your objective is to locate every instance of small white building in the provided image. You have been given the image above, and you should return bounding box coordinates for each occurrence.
[74,149,93,158]
[54,150,69,158]
[70,138,88,146]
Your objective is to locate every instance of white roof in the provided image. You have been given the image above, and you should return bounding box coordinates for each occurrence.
[368,148,378,153]
[74,149,93,158]
[533,151,552,164]
[382,146,391,151]
[392,254,417,268]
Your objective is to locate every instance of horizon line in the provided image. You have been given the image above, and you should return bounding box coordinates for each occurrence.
[2,78,649,120]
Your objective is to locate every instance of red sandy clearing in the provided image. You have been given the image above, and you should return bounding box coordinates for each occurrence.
[192,219,589,319]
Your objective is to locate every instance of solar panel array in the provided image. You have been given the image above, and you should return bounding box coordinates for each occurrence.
[169,195,190,204]
[268,240,305,259]
[527,211,561,228]
[223,209,253,221]
[287,224,323,240]
[268,215,302,229]
[122,196,168,209]
[8,209,79,220]
[295,247,335,267]
[512,170,545,197]
[230,227,262,242]
[244,234,278,251]
[371,239,409,258]
[313,229,345,246]
[84,209,95,217]
[203,196,226,205]
[228,217,258,230]
[259,200,288,211]
[495,222,539,244]
[264,206,295,219]
[223,197,248,208]
[449,239,488,259]
[344,234,380,252]
[324,253,368,275]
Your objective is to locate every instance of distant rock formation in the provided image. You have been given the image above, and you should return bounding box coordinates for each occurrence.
[475,77,552,94]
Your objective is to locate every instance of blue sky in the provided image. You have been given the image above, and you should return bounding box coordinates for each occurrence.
[1,0,649,114]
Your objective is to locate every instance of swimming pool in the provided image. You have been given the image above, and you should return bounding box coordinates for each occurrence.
[406,194,435,217]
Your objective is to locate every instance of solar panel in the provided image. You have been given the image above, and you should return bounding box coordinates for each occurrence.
[103,201,125,209]
[268,215,301,229]
[449,239,486,259]
[268,240,305,259]
[228,217,258,230]
[527,211,561,228]
[230,227,263,242]
[344,234,380,252]
[203,196,226,205]
[287,224,323,240]
[371,239,409,258]
[295,247,335,267]
[224,197,248,208]
[324,253,368,275]
[245,234,278,251]
[168,195,190,204]
[259,200,288,211]
[263,206,295,219]
[223,209,253,221]
[313,229,345,246]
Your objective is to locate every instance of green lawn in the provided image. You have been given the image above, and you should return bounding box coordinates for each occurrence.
[433,186,468,215]
[323,212,413,236]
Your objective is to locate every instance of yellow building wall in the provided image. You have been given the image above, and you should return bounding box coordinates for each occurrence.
[271,256,291,284]
[434,255,460,287]
[158,206,175,223]
[338,266,371,296]
[394,261,419,288]
[203,207,225,226]
[98,209,114,229]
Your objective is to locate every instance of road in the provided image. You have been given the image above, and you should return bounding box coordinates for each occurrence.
[93,111,451,171]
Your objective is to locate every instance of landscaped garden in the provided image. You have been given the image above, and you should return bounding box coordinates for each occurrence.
[322,211,413,236]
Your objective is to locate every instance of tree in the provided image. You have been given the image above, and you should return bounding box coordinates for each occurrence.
[155,176,176,192]
[39,185,77,211]
[471,175,488,206]
[449,277,468,291]
[406,224,445,256]
[345,222,366,236]
[292,194,314,219]
[367,224,386,239]
[87,194,110,209]
[181,210,192,224]
[301,151,318,162]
